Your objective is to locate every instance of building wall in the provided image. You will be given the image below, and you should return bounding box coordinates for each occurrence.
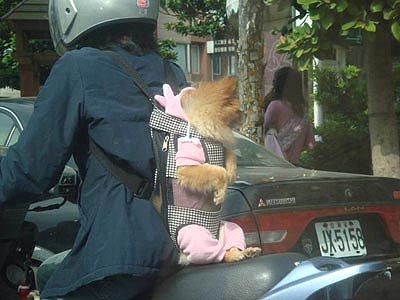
[158,12,212,84]
[158,12,191,44]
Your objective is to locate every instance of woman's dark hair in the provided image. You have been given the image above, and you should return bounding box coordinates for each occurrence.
[264,66,306,117]
[76,23,158,55]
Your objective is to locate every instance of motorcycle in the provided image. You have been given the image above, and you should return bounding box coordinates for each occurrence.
[0,168,391,300]
[149,254,390,300]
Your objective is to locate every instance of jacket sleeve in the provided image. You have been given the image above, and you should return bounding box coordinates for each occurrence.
[0,53,84,205]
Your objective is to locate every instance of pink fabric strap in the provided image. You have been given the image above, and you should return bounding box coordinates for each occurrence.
[176,137,206,166]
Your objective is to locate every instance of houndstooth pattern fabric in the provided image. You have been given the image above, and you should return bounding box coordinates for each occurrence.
[168,205,222,247]
[150,107,203,138]
[150,107,225,178]
[150,106,225,246]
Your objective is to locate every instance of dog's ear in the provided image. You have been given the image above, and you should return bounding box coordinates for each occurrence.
[214,76,242,127]
[196,76,238,98]
[183,76,242,142]
[216,76,238,98]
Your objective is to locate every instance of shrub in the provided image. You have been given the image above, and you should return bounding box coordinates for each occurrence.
[300,65,372,175]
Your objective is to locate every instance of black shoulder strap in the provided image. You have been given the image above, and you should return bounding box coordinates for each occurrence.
[87,51,158,199]
[105,50,166,109]
[88,51,182,199]
[106,51,182,98]
[89,139,153,199]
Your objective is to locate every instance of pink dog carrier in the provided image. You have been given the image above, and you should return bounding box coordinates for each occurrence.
[150,106,226,246]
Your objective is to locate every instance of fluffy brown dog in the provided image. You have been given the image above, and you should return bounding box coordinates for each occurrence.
[173,77,261,263]
[177,76,242,206]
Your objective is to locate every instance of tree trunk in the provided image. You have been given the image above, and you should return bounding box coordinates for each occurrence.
[238,0,265,143]
[365,25,400,178]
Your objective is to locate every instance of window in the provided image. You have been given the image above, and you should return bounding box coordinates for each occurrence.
[213,55,221,75]
[190,44,200,74]
[0,113,14,145]
[174,43,188,72]
[228,55,237,75]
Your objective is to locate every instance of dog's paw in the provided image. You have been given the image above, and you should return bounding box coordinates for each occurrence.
[178,253,190,266]
[223,247,246,263]
[213,182,228,205]
[27,290,40,300]
[242,247,262,258]
[213,190,225,206]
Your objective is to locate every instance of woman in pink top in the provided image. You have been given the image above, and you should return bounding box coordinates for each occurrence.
[263,67,315,164]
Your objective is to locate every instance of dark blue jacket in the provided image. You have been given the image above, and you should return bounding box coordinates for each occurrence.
[0,46,188,298]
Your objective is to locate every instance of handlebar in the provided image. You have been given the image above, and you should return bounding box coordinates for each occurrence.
[0,165,79,240]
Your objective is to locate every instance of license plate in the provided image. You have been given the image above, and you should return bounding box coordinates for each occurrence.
[315,220,367,258]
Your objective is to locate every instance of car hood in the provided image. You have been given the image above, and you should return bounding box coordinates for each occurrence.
[234,166,370,186]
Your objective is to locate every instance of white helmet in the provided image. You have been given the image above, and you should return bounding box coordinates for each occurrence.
[48,0,160,55]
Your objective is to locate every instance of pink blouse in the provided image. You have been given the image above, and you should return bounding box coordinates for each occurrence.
[263,100,315,163]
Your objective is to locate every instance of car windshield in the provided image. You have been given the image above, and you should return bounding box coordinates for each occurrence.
[233,132,294,168]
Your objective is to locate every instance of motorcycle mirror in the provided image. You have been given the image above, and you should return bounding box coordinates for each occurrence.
[48,165,79,203]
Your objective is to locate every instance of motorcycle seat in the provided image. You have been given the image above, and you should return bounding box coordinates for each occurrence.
[151,252,306,300]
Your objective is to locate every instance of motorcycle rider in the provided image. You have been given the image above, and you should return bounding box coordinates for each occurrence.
[0,0,188,299]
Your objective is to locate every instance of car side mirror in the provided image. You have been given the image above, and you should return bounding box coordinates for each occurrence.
[49,165,79,203]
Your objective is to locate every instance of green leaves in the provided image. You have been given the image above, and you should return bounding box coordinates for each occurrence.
[341,20,357,31]
[391,21,400,40]
[157,39,178,61]
[0,0,20,89]
[298,0,320,5]
[365,21,377,32]
[161,0,227,38]
[370,0,383,13]
[298,57,312,71]
[275,0,400,70]
[304,66,371,174]
[310,8,321,20]
[321,13,334,30]
[276,23,318,71]
[295,48,304,58]
[383,8,397,20]
[336,0,348,13]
